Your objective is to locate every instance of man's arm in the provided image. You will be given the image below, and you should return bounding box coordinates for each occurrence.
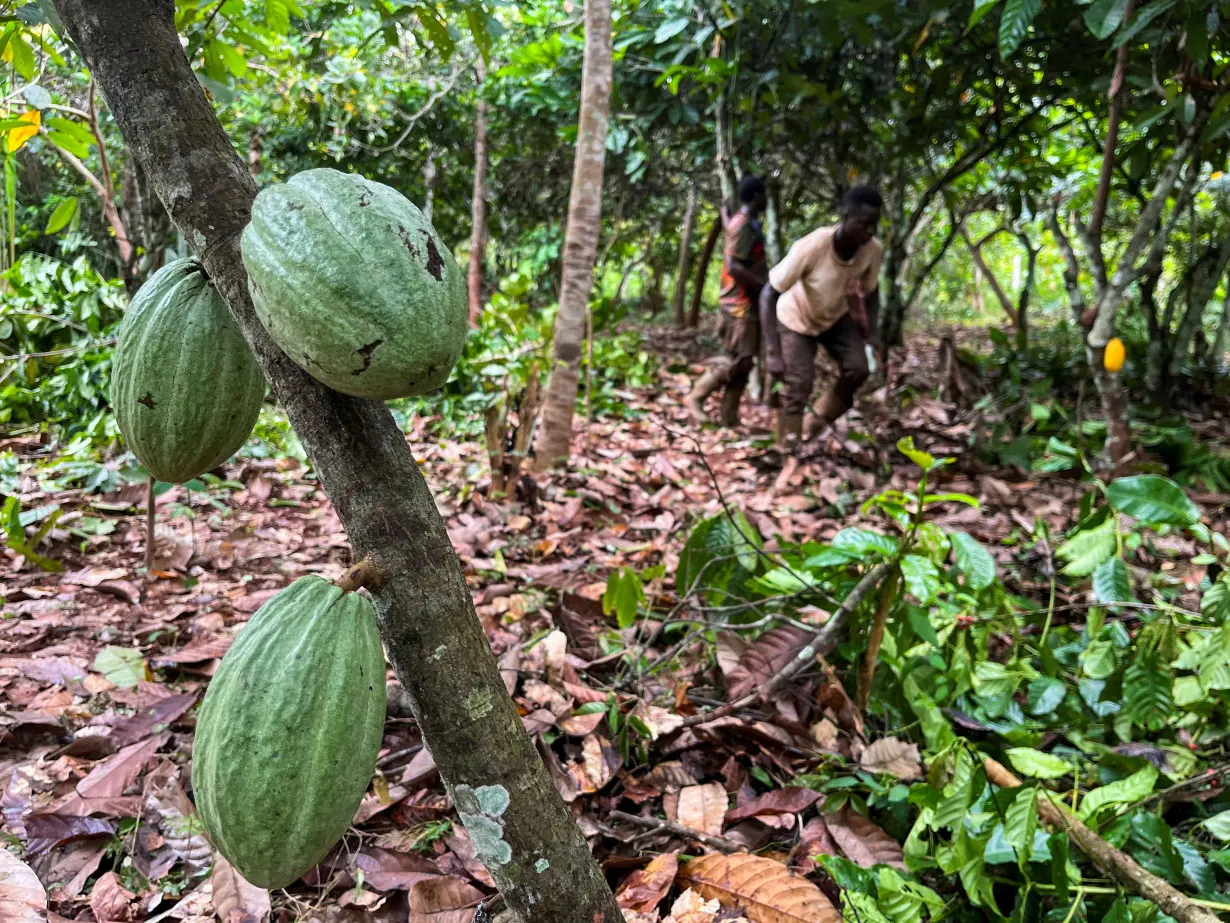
[760,284,785,375]
[727,254,766,292]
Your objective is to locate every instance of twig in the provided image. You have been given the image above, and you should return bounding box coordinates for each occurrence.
[144,474,155,573]
[360,64,466,154]
[984,757,1221,923]
[335,558,383,593]
[608,810,745,853]
[855,564,901,711]
[679,564,890,728]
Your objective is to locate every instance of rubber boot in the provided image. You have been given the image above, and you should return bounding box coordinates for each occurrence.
[719,387,743,427]
[685,367,725,424]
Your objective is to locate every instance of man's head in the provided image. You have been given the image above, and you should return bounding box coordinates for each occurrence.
[738,174,768,215]
[838,185,882,248]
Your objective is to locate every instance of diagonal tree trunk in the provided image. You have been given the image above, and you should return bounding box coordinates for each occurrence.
[687,215,721,328]
[532,0,613,470]
[53,4,623,922]
[468,57,489,326]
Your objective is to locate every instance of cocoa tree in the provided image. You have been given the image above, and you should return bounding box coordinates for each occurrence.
[532,0,614,469]
[50,2,623,921]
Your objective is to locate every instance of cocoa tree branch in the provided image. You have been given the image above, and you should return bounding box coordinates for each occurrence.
[51,4,622,922]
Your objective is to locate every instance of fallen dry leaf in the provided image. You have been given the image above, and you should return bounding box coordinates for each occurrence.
[822,807,905,869]
[407,876,485,922]
[678,854,839,923]
[725,787,821,824]
[89,870,137,922]
[23,812,115,857]
[616,853,679,912]
[0,848,46,923]
[676,783,728,836]
[723,627,812,702]
[76,734,166,800]
[211,854,271,923]
[857,737,922,781]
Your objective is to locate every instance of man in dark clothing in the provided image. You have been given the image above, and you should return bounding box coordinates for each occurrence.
[686,174,768,427]
[760,185,884,454]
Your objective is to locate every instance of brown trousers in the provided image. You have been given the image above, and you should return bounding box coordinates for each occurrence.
[716,310,760,392]
[778,312,869,417]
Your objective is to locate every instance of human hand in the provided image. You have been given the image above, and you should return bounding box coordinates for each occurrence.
[765,351,786,376]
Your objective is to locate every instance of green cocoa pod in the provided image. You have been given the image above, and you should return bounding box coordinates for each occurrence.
[111,258,266,483]
[192,575,387,889]
[240,167,468,400]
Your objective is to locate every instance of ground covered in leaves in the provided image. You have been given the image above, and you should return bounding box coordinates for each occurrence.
[3,329,1229,923]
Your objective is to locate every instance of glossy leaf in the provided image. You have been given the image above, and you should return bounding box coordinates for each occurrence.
[1106,474,1200,526]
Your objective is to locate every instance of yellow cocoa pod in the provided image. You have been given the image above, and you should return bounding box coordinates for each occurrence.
[1103,337,1125,373]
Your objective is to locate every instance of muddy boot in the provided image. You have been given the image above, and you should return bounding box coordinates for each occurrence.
[775,413,804,453]
[685,367,724,424]
[719,387,744,427]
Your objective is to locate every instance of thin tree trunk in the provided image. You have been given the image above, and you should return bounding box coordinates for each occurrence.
[422,146,436,224]
[56,5,623,921]
[960,227,1020,328]
[687,216,720,328]
[646,254,664,314]
[1211,268,1230,367]
[531,0,614,471]
[1014,231,1036,351]
[1089,0,1135,250]
[673,186,698,328]
[1168,242,1230,387]
[468,58,489,326]
[764,179,783,265]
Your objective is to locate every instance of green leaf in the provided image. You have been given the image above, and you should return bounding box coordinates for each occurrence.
[1082,639,1118,679]
[901,554,940,605]
[1026,676,1066,715]
[44,197,77,235]
[897,435,938,471]
[1085,0,1131,37]
[9,31,34,79]
[831,527,898,558]
[1057,516,1117,577]
[1203,575,1230,622]
[653,17,690,44]
[951,532,996,591]
[1006,748,1071,780]
[1203,810,1230,842]
[998,0,1041,58]
[1049,831,1070,901]
[1004,787,1038,863]
[265,0,290,33]
[92,646,151,688]
[1092,556,1133,605]
[1111,0,1178,48]
[1123,651,1173,726]
[602,568,644,629]
[1101,897,1129,923]
[1106,475,1200,526]
[675,508,761,602]
[968,0,1002,30]
[903,671,954,751]
[1079,766,1158,822]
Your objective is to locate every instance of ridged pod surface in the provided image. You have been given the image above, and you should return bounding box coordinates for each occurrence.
[111,258,266,483]
[192,575,386,889]
[240,167,468,400]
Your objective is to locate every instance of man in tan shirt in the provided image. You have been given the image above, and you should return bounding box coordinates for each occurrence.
[760,186,884,453]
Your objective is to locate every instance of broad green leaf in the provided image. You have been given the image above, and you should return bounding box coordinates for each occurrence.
[653,17,690,44]
[602,568,644,629]
[93,646,151,688]
[1203,810,1230,842]
[1057,516,1117,576]
[1084,0,1131,37]
[1006,747,1071,780]
[1049,831,1070,901]
[968,0,1002,30]
[1111,0,1178,48]
[951,531,996,591]
[1201,574,1230,622]
[1123,652,1173,725]
[903,671,954,751]
[998,0,1041,58]
[676,509,761,601]
[901,554,940,605]
[44,197,77,235]
[8,31,34,79]
[1101,897,1130,923]
[1082,639,1117,679]
[842,892,891,923]
[265,0,290,33]
[1004,787,1038,863]
[1026,676,1066,715]
[897,435,937,471]
[831,527,898,558]
[1079,766,1158,821]
[1092,556,1133,605]
[975,661,1025,698]
[1105,475,1200,526]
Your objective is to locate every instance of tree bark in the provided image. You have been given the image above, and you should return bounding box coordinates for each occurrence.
[1168,241,1230,388]
[673,186,698,328]
[1088,0,1134,250]
[55,5,623,922]
[960,227,1019,328]
[531,0,613,470]
[687,217,721,328]
[764,179,784,266]
[468,58,489,326]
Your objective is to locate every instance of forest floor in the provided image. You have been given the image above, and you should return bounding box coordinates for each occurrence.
[3,327,1228,923]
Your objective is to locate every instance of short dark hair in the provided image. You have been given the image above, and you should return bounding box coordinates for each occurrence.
[840,185,882,213]
[738,174,766,204]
